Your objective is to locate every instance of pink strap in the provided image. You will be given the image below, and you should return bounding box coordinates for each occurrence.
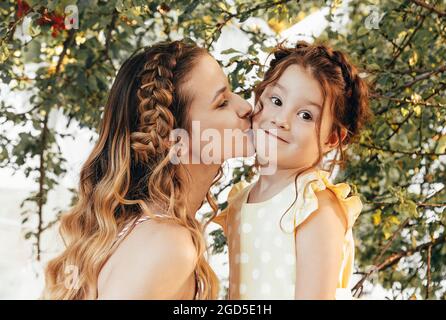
[116,216,151,240]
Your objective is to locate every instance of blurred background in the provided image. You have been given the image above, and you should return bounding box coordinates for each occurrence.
[0,0,445,299]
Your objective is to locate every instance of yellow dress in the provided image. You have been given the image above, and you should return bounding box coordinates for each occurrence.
[212,169,363,300]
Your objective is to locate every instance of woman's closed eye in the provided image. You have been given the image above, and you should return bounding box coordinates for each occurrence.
[218,99,229,108]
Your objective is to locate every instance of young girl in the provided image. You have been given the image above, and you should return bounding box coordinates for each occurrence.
[213,41,372,299]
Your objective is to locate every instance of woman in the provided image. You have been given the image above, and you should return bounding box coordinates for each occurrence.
[43,40,254,299]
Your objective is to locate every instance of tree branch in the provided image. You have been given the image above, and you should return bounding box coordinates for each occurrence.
[36,112,48,261]
[35,30,75,261]
[410,0,446,17]
[387,14,426,68]
[359,143,446,156]
[371,94,446,110]
[400,64,446,89]
[353,232,446,297]
[206,0,295,49]
[425,244,432,299]
[103,9,118,72]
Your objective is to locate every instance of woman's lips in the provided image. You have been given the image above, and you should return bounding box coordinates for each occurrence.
[264,129,289,143]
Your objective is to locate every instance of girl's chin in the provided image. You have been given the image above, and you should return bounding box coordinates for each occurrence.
[232,131,256,158]
[230,142,256,158]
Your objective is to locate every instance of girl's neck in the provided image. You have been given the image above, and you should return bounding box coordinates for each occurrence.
[183,163,220,219]
[249,165,318,203]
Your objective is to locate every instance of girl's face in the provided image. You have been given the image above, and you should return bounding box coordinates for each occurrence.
[252,64,339,170]
[184,54,255,164]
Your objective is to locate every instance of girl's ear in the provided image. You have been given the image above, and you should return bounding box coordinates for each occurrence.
[325,127,348,151]
[338,127,348,145]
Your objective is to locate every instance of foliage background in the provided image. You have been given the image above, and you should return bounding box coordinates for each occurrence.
[0,0,445,299]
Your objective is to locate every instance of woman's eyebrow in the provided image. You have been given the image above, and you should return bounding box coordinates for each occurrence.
[211,86,227,103]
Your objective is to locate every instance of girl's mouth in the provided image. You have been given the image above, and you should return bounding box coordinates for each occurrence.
[264,129,289,144]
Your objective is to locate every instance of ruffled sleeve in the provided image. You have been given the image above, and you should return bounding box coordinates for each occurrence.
[282,170,363,233]
[211,180,250,235]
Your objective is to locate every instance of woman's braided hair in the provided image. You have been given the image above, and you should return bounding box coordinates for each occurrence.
[131,43,179,162]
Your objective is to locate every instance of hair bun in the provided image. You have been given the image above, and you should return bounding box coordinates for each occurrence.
[295,41,310,50]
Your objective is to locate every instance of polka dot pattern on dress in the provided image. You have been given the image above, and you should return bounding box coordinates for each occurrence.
[261,251,271,263]
[263,222,272,232]
[224,169,359,299]
[242,223,252,233]
[275,267,285,279]
[239,283,247,294]
[274,236,282,247]
[261,283,271,295]
[254,237,261,249]
[285,253,295,265]
[240,252,249,264]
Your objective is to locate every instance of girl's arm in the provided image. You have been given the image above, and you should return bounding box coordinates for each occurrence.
[294,188,348,299]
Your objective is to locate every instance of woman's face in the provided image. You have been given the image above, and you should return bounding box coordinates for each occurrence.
[182,54,255,164]
[252,64,339,170]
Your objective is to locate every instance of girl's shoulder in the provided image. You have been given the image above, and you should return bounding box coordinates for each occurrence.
[289,169,363,232]
[272,169,363,233]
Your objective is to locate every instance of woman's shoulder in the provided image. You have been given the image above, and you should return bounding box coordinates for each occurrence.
[99,218,197,299]
[129,218,197,262]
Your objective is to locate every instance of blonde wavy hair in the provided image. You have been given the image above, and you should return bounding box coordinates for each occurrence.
[43,40,220,299]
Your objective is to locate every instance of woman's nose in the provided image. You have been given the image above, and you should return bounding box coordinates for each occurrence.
[234,95,253,119]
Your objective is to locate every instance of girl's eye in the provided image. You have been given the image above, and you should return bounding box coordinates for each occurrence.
[298,111,313,121]
[218,100,229,108]
[270,96,282,106]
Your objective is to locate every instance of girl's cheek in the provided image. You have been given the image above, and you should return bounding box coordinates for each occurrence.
[252,112,264,130]
[291,123,316,146]
[251,117,259,130]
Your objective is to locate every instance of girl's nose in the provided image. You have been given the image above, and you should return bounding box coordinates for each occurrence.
[272,115,290,130]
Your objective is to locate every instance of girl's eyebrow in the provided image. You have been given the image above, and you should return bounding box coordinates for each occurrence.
[271,82,287,92]
[272,82,322,109]
[301,99,322,109]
